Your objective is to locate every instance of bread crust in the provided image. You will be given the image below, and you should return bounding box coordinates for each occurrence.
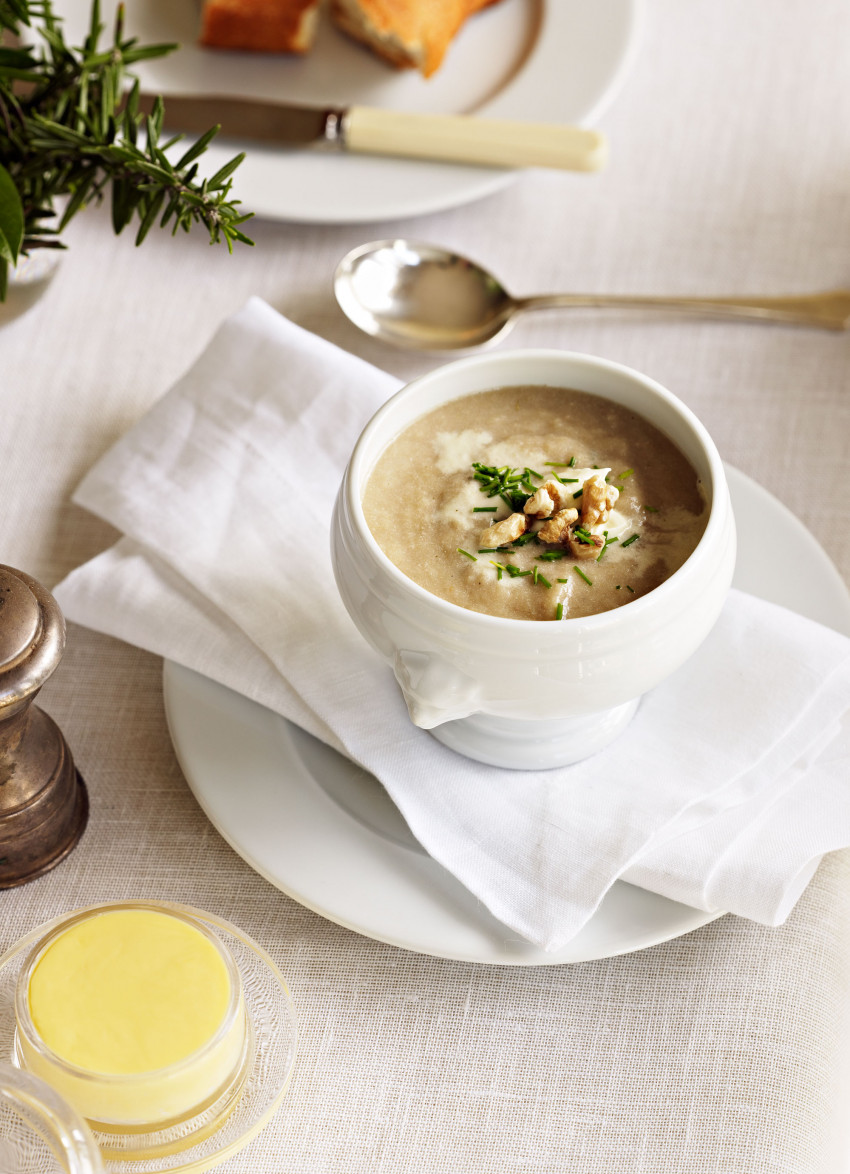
[200,0,321,53]
[329,0,502,76]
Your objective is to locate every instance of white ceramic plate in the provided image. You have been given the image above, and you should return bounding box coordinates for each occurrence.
[56,0,641,223]
[162,465,850,965]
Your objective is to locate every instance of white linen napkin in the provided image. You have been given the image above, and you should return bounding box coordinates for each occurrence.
[53,298,850,952]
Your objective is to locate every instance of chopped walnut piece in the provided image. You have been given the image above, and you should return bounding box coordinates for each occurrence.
[548,480,581,512]
[567,530,605,560]
[581,476,619,528]
[479,512,528,548]
[524,486,555,518]
[524,479,576,518]
[537,508,579,544]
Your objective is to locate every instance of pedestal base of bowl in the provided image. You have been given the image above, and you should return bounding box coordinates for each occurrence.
[428,698,640,770]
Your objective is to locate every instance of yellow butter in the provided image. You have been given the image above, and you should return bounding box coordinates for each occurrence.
[20,907,246,1126]
[29,909,231,1074]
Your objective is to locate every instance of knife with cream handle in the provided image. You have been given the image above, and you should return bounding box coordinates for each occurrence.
[138,93,607,172]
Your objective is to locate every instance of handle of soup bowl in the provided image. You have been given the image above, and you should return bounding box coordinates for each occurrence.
[392,650,482,729]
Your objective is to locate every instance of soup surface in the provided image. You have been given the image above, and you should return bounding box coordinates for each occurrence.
[362,386,708,620]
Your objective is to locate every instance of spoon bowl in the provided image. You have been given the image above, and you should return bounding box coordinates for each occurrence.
[334,240,517,351]
[334,239,850,351]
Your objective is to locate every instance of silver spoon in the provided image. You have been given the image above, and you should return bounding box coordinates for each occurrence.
[334,239,850,351]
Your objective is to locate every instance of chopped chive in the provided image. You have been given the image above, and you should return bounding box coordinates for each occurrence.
[457,548,477,561]
[550,471,564,484]
[621,534,640,548]
[574,566,593,586]
[618,468,634,480]
[572,488,584,500]
[473,506,498,513]
[478,547,501,553]
[568,456,576,467]
[616,585,621,590]
[538,551,566,561]
[537,573,552,589]
[626,585,635,593]
[544,462,571,468]
[489,560,505,580]
[561,478,579,484]
[645,505,659,513]
[525,467,542,480]
[596,533,619,561]
[556,602,564,620]
[556,578,569,583]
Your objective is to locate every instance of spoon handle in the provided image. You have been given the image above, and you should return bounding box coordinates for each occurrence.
[344,108,607,172]
[513,290,850,330]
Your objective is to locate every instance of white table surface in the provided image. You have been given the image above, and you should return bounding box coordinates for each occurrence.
[2,1,850,1170]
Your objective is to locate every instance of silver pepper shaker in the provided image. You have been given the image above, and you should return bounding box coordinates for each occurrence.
[0,565,87,886]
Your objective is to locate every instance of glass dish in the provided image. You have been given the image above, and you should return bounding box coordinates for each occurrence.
[0,902,297,1173]
[0,1061,103,1174]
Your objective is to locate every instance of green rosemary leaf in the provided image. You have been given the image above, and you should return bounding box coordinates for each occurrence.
[207,152,244,190]
[134,189,165,245]
[0,0,253,299]
[0,162,24,265]
[174,126,220,170]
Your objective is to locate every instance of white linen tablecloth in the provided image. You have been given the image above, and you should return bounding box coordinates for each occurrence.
[2,0,850,1170]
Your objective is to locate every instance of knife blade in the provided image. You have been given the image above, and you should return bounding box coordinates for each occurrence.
[138,93,607,172]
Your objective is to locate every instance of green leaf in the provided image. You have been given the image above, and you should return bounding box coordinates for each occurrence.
[0,163,24,266]
[206,152,244,190]
[134,189,164,245]
[174,126,219,170]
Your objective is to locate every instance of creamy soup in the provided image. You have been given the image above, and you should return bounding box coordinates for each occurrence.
[362,386,708,621]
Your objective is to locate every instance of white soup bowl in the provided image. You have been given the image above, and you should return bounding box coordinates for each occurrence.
[331,350,735,770]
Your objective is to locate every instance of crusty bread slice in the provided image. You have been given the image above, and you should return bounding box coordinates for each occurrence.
[200,0,322,53]
[329,0,503,77]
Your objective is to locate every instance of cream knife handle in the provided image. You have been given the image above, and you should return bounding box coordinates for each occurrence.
[343,107,607,172]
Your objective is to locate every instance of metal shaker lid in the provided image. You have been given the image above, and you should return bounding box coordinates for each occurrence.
[0,565,65,714]
[0,567,43,669]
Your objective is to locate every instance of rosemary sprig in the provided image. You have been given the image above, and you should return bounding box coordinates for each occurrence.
[0,0,253,297]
